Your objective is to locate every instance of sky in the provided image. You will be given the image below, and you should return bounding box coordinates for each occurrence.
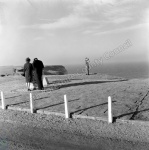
[0,0,149,66]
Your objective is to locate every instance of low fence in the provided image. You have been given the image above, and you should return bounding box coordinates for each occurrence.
[0,90,113,123]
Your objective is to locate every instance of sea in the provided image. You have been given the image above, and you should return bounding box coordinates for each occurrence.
[65,62,149,79]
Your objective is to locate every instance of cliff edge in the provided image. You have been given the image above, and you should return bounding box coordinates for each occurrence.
[0,65,68,76]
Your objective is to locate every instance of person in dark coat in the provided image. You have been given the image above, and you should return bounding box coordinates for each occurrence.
[24,57,33,91]
[32,58,44,90]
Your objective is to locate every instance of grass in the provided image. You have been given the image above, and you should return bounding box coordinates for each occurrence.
[0,74,148,121]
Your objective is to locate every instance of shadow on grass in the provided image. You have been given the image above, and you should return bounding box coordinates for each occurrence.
[114,108,149,121]
[7,96,50,106]
[5,95,22,99]
[70,100,116,117]
[35,98,80,110]
[58,79,128,89]
[70,79,83,80]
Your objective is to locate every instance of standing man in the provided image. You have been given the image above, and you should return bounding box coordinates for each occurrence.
[85,57,90,75]
[32,58,44,90]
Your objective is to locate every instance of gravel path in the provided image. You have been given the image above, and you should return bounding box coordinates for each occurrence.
[0,109,149,149]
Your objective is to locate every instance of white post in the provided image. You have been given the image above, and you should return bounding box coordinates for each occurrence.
[30,93,34,113]
[43,77,48,87]
[64,95,69,119]
[108,96,113,123]
[1,91,6,110]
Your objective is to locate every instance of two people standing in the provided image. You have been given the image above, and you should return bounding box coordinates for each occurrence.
[24,57,44,91]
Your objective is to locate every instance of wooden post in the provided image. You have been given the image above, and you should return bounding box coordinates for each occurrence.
[64,95,69,119]
[30,93,34,113]
[108,96,113,123]
[1,91,6,110]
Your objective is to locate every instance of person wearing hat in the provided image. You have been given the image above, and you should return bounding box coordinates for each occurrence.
[24,57,33,91]
[85,57,90,75]
[32,58,44,90]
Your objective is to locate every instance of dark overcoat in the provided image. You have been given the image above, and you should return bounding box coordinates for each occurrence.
[24,62,33,82]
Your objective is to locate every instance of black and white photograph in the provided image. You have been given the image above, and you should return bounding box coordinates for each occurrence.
[0,0,149,149]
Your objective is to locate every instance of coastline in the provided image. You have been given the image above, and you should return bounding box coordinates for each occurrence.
[65,62,149,79]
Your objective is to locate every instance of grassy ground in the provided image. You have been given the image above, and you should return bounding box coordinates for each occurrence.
[0,74,148,121]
